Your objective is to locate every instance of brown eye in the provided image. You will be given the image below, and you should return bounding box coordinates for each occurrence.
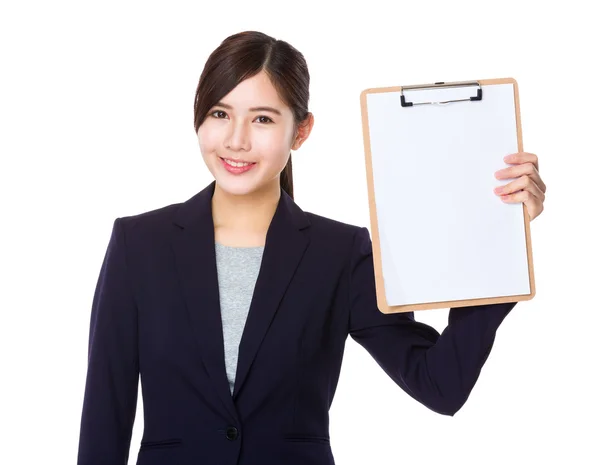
[211,110,226,119]
[256,116,273,124]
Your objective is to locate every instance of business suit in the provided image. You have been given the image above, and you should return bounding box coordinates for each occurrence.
[77,179,516,465]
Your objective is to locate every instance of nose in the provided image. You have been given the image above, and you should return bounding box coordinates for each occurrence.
[224,121,251,151]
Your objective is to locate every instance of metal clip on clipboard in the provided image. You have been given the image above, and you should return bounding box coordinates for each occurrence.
[400,80,483,107]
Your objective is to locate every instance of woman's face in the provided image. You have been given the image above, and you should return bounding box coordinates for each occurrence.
[197,70,297,197]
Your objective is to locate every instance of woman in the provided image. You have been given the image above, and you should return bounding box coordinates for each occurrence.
[77,31,547,465]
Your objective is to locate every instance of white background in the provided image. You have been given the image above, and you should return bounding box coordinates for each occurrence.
[1,1,598,464]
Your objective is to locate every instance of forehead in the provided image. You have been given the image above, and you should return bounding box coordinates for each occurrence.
[218,71,287,113]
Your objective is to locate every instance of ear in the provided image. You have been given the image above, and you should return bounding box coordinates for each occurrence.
[291,113,314,151]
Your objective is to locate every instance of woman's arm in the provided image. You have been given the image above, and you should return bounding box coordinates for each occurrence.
[77,218,139,464]
[348,226,515,416]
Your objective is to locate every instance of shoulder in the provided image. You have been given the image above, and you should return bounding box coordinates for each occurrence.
[303,210,369,248]
[305,211,362,231]
[113,200,182,244]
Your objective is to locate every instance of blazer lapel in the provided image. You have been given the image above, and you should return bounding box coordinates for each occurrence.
[171,180,311,420]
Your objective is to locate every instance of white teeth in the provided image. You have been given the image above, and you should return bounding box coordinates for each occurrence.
[223,158,253,167]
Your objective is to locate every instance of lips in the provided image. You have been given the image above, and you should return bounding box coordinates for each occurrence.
[219,156,257,174]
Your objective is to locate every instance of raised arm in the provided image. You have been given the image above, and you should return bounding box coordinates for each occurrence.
[348,227,515,416]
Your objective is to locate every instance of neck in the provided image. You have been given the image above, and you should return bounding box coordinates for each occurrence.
[211,179,281,234]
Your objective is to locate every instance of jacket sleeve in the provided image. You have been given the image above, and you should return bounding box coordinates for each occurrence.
[348,226,515,416]
[77,218,139,464]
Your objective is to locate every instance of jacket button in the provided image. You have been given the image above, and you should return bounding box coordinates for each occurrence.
[225,426,238,440]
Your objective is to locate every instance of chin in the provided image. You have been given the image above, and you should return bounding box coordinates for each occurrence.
[214,177,262,197]
[211,158,281,197]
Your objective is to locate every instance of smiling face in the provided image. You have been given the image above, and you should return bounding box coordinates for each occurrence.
[197,70,299,197]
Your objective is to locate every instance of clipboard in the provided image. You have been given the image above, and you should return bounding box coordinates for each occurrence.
[359,78,535,314]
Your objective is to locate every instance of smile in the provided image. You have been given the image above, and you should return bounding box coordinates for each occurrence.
[220,157,257,174]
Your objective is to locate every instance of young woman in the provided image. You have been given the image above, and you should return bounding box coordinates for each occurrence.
[77,31,547,465]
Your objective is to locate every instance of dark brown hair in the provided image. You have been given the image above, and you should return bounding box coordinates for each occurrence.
[193,31,311,200]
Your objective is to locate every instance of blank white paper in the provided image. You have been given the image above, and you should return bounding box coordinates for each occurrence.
[366,83,531,306]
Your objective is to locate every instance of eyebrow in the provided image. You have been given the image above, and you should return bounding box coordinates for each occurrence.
[214,101,282,116]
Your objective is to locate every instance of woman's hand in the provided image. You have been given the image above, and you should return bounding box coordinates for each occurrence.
[494,152,546,221]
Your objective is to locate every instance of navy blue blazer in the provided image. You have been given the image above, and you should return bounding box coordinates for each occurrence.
[77,180,516,465]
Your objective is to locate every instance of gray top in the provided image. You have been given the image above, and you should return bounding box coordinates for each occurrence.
[214,241,265,396]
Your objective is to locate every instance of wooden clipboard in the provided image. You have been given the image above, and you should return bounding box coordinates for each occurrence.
[359,78,536,314]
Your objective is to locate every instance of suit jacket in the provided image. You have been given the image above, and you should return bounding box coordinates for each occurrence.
[77,180,516,465]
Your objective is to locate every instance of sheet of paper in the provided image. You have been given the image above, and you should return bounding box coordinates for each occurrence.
[366,83,531,306]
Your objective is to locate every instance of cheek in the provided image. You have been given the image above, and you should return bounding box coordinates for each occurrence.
[256,132,291,156]
[197,129,217,155]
